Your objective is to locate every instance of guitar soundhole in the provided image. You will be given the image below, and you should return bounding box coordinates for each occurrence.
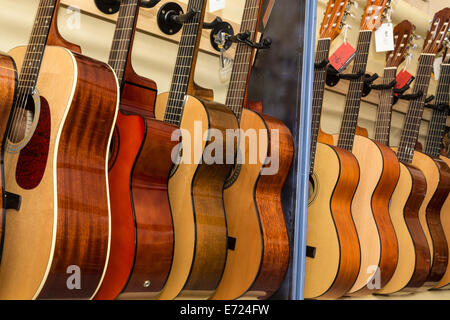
[15,96,50,190]
[308,174,318,204]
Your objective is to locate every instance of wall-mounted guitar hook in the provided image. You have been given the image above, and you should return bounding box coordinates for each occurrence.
[140,0,161,8]
[325,67,364,87]
[94,0,120,15]
[203,17,234,52]
[157,2,198,35]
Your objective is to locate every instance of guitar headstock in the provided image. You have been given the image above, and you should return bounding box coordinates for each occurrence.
[319,0,353,40]
[361,0,390,31]
[441,30,450,63]
[423,7,450,54]
[386,20,415,68]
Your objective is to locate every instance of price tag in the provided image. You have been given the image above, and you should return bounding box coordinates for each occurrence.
[394,69,414,95]
[209,0,226,12]
[433,56,443,80]
[375,23,394,52]
[329,42,357,72]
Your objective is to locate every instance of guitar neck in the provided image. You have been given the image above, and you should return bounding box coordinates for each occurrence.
[164,0,208,127]
[373,67,397,146]
[309,38,330,175]
[18,0,58,95]
[424,61,450,158]
[397,53,435,163]
[337,30,372,151]
[108,0,140,87]
[225,0,262,122]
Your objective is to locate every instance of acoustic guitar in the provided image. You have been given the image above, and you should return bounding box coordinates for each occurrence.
[424,46,450,290]
[0,0,119,299]
[211,0,292,300]
[329,0,398,297]
[154,0,238,300]
[304,0,361,300]
[85,0,175,300]
[378,8,450,294]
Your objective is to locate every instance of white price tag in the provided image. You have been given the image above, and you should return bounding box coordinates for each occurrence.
[433,56,443,80]
[209,0,226,12]
[375,23,394,52]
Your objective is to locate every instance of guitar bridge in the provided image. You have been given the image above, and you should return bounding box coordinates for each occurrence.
[3,191,21,211]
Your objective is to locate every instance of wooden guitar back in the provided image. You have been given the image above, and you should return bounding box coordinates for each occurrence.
[305,142,360,299]
[155,93,238,299]
[377,162,429,294]
[435,156,450,289]
[0,45,118,299]
[212,108,266,300]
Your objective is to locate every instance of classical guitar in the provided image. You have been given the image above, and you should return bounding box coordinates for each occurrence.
[154,0,238,300]
[304,0,361,300]
[0,0,119,299]
[328,0,398,297]
[378,8,450,294]
[211,0,292,300]
[424,46,450,290]
[89,0,175,300]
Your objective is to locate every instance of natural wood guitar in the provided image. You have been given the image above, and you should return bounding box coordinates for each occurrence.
[330,0,397,297]
[378,8,450,294]
[210,0,292,300]
[423,47,450,289]
[154,0,238,300]
[0,0,119,299]
[304,0,361,299]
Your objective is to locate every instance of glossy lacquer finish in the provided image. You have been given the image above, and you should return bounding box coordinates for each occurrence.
[37,52,118,299]
[0,46,118,300]
[155,94,238,300]
[0,53,16,260]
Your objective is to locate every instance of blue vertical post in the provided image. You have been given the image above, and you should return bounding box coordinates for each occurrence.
[291,0,317,300]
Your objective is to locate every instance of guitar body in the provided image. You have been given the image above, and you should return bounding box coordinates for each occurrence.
[154,93,238,300]
[212,107,292,300]
[0,45,118,299]
[331,135,400,296]
[94,84,177,300]
[411,151,449,287]
[305,142,360,299]
[377,162,430,295]
[435,155,450,289]
[0,53,16,257]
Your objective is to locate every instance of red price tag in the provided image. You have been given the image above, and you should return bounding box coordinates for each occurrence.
[329,42,357,72]
[394,69,414,95]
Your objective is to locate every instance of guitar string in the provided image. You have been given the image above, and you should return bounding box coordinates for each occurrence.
[225,0,261,122]
[397,53,435,163]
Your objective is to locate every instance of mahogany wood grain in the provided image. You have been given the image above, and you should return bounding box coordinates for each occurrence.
[0,53,16,262]
[435,155,450,289]
[0,46,118,299]
[305,143,361,299]
[424,158,450,286]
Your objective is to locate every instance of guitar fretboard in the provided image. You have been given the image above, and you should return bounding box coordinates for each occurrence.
[108,0,140,86]
[225,0,261,122]
[424,62,450,158]
[397,53,435,163]
[337,30,372,151]
[373,67,397,146]
[310,38,331,175]
[18,0,57,95]
[164,0,207,127]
